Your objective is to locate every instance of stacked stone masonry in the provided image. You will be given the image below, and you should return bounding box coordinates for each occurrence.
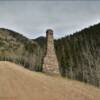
[43,29,59,74]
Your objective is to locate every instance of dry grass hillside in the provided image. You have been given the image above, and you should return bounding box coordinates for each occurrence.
[0,61,100,100]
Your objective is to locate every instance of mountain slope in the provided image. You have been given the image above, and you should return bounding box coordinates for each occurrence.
[35,23,100,87]
[0,28,42,71]
[55,23,100,87]
[0,61,100,100]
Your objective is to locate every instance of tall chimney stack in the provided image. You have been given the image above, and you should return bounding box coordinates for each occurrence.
[43,29,59,74]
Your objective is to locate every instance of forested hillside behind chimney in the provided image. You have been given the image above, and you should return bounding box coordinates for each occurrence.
[55,23,100,87]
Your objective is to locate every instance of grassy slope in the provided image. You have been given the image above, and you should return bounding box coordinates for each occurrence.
[0,61,100,100]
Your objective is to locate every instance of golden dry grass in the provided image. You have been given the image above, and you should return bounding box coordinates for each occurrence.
[0,61,100,100]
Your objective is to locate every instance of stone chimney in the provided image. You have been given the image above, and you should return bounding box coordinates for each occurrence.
[43,29,59,74]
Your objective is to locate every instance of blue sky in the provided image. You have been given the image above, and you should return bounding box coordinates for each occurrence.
[0,0,100,39]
